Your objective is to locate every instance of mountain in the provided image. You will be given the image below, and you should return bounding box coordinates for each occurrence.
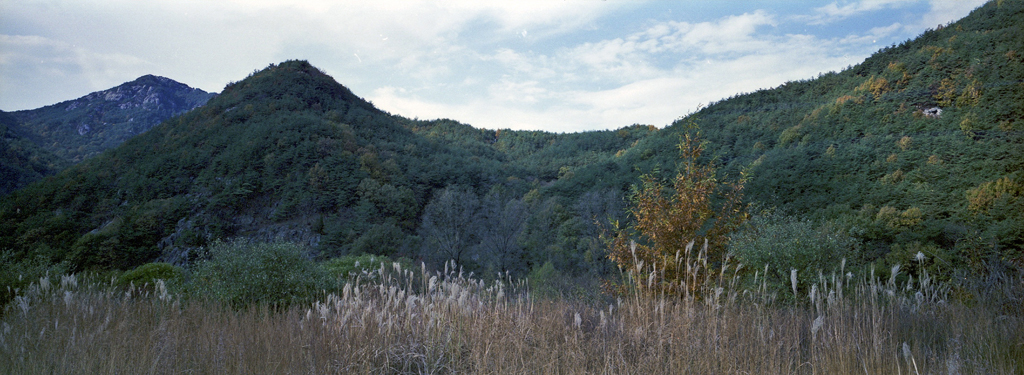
[0,60,644,274]
[7,75,216,164]
[0,111,69,195]
[1,1,1020,283]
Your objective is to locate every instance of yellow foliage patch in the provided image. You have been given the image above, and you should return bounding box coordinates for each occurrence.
[856,76,890,100]
[897,136,913,151]
[966,177,1023,213]
[876,206,924,229]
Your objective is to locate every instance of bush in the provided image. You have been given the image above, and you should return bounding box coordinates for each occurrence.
[729,212,860,297]
[189,240,323,309]
[527,261,604,303]
[347,221,413,257]
[321,254,413,281]
[117,262,183,288]
[0,250,69,311]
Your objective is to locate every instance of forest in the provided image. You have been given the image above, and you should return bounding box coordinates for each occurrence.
[1,1,1022,372]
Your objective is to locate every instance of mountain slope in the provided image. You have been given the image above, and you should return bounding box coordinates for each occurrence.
[0,111,69,195]
[8,75,216,163]
[628,0,1024,265]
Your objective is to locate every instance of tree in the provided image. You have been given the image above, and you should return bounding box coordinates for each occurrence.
[477,194,528,276]
[607,121,747,296]
[419,186,480,267]
[575,189,626,239]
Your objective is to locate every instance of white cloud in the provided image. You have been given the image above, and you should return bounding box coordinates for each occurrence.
[362,9,866,131]
[668,11,778,54]
[478,10,783,95]
[809,0,919,24]
[368,23,863,132]
[0,0,995,131]
[837,22,905,45]
[917,0,988,30]
[0,0,622,110]
[806,0,987,27]
[0,34,153,109]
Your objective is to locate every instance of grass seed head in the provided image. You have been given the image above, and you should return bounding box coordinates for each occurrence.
[39,276,51,292]
[791,269,798,298]
[890,265,901,286]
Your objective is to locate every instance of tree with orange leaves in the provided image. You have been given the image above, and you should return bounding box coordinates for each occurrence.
[606,120,748,297]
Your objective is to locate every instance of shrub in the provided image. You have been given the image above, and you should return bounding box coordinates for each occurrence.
[321,254,414,281]
[0,250,69,311]
[347,220,412,257]
[729,212,859,297]
[117,262,183,288]
[527,261,561,299]
[189,240,323,309]
[527,261,604,302]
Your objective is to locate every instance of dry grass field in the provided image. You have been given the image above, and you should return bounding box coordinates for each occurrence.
[2,261,1021,374]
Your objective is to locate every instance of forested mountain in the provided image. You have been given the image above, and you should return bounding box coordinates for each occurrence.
[0,61,643,278]
[7,75,216,164]
[0,111,68,195]
[1,1,1020,288]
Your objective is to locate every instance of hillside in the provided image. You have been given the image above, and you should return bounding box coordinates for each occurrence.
[1,1,1021,288]
[544,0,1023,276]
[0,111,69,195]
[691,0,1024,268]
[7,75,216,164]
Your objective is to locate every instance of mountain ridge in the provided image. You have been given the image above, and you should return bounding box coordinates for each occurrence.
[7,74,217,164]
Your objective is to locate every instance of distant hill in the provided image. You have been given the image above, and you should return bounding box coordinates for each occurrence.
[7,75,216,163]
[1,1,1019,280]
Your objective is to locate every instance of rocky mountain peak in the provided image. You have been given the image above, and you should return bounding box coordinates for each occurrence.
[10,75,217,163]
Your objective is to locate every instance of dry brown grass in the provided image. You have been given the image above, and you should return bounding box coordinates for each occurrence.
[2,263,1022,374]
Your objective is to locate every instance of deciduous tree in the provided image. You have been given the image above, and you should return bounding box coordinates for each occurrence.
[419,186,480,266]
[607,122,747,296]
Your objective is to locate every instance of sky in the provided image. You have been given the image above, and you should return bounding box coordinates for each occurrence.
[0,0,988,132]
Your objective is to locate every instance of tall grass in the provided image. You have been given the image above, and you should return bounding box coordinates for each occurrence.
[2,260,1021,374]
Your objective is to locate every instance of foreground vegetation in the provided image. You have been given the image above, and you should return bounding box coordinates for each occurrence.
[2,246,1021,374]
[1,2,1022,372]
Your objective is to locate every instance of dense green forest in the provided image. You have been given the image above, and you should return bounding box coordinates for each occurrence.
[0,111,69,195]
[694,1,1024,282]
[2,0,1022,308]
